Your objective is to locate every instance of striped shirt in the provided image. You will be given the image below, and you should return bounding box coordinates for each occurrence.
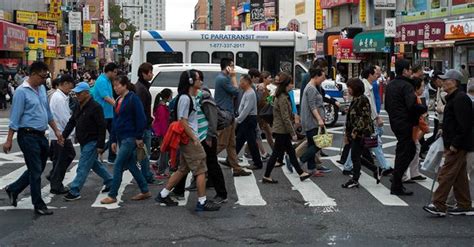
[195,91,209,142]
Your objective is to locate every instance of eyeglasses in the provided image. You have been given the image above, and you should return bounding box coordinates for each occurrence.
[37,72,49,79]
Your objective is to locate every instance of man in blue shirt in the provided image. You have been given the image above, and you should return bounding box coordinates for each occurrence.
[92,63,118,163]
[214,58,251,177]
[3,62,64,216]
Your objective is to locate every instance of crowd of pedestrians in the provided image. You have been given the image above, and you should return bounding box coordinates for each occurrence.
[2,57,473,216]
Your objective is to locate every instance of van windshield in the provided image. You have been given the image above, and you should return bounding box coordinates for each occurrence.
[151,70,245,89]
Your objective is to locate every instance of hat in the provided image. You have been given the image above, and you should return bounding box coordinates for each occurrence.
[72,82,90,93]
[431,70,444,79]
[439,69,463,82]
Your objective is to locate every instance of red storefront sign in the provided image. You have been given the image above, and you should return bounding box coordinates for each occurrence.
[396,22,445,43]
[0,20,27,52]
[320,0,359,9]
[335,39,365,63]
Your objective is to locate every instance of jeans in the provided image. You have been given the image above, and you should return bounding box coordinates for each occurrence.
[8,132,49,209]
[108,138,149,198]
[49,139,76,191]
[301,128,320,171]
[203,137,227,198]
[140,128,154,182]
[265,133,304,177]
[235,116,262,168]
[69,141,113,197]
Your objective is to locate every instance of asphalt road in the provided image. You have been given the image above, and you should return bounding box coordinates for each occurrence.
[0,110,473,246]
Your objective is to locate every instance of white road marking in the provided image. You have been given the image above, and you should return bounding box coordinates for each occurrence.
[178,173,192,206]
[92,171,133,210]
[282,165,337,207]
[0,166,27,190]
[329,158,409,206]
[234,170,266,206]
[0,164,78,210]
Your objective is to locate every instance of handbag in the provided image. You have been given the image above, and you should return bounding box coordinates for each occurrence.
[363,135,378,148]
[313,127,333,149]
[258,103,273,125]
[136,146,148,163]
[150,136,161,161]
[421,137,444,172]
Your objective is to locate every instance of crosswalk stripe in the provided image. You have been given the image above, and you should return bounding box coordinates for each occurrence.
[0,166,27,190]
[329,158,409,206]
[0,164,78,210]
[92,171,133,209]
[282,166,337,207]
[234,170,266,206]
[178,173,192,206]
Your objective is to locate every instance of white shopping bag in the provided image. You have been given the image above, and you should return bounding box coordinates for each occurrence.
[421,137,444,172]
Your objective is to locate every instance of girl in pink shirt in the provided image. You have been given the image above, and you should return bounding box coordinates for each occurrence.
[151,89,173,178]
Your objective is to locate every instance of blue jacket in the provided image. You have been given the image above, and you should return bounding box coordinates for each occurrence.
[111,92,146,143]
[372,80,381,114]
[92,74,114,119]
[214,72,239,113]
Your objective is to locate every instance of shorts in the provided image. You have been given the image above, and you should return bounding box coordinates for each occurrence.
[178,141,207,176]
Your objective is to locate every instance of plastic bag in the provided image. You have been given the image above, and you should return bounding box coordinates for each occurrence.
[421,137,444,172]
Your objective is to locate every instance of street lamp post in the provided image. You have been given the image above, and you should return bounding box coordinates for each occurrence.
[121,4,143,67]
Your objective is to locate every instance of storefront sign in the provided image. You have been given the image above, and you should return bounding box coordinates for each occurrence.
[44,49,57,58]
[0,20,27,52]
[315,0,324,30]
[417,22,444,42]
[49,0,62,14]
[27,29,47,50]
[232,6,240,28]
[37,20,58,36]
[264,1,276,18]
[359,0,366,23]
[374,0,396,10]
[0,10,13,22]
[353,30,390,53]
[250,0,265,22]
[83,33,92,47]
[15,10,38,25]
[430,0,449,18]
[451,0,474,15]
[403,0,428,22]
[68,12,82,31]
[335,39,365,63]
[46,36,56,49]
[295,1,305,15]
[81,47,96,59]
[325,34,339,55]
[445,18,474,39]
[320,0,359,9]
[0,58,21,70]
[37,12,61,22]
[420,48,429,58]
[396,24,419,43]
[384,18,396,38]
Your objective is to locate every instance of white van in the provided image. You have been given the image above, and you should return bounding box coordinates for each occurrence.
[130,30,308,86]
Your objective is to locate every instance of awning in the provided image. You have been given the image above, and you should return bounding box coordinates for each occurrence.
[423,40,457,48]
[455,39,474,46]
[353,30,390,53]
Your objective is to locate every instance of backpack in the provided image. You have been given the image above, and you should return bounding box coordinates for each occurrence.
[169,94,194,123]
[199,89,233,130]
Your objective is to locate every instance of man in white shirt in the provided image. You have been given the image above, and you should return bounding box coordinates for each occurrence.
[48,75,76,194]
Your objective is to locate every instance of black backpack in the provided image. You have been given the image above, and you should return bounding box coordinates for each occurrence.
[169,94,194,123]
[199,90,233,130]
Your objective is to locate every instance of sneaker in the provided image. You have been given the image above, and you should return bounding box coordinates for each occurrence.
[233,169,251,177]
[64,192,81,201]
[381,168,394,176]
[155,194,179,206]
[34,207,53,216]
[411,175,427,181]
[195,200,221,211]
[342,170,353,176]
[5,186,18,207]
[213,195,228,204]
[447,207,474,216]
[169,191,185,200]
[317,165,332,173]
[261,153,270,162]
[336,160,345,165]
[341,179,359,189]
[284,155,293,173]
[423,204,446,217]
[275,161,285,168]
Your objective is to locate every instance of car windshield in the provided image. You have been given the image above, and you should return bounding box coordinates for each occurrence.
[151,70,244,89]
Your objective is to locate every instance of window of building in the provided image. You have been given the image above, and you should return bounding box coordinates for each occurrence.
[374,10,383,26]
[211,52,234,64]
[236,52,258,70]
[146,52,183,64]
[191,52,210,63]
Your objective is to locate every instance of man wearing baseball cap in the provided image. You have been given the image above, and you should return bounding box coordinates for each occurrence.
[423,70,473,216]
[61,82,113,201]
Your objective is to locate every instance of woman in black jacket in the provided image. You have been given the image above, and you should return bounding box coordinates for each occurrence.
[342,78,379,189]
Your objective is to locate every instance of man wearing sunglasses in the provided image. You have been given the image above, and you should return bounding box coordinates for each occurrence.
[3,61,64,216]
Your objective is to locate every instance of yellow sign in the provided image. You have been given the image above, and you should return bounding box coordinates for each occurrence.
[65,45,72,56]
[16,10,38,25]
[44,49,57,58]
[28,30,47,50]
[37,12,61,21]
[359,0,366,23]
[245,13,251,28]
[49,0,62,14]
[315,0,323,30]
[0,10,13,22]
[83,21,92,33]
[295,2,305,16]
[90,23,96,33]
[332,8,339,27]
